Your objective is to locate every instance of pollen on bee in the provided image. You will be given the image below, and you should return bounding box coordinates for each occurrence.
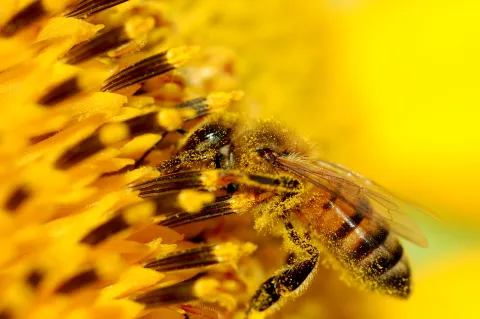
[177,189,215,213]
[230,193,257,213]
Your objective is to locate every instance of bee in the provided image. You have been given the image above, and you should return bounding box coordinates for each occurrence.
[128,111,429,317]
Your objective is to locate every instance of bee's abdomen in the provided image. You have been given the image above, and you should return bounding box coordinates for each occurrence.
[308,191,411,297]
[342,219,410,297]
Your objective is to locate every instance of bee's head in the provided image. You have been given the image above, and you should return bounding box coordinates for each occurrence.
[231,118,312,175]
[255,148,279,165]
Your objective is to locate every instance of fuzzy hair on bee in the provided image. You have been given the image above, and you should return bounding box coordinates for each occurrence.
[125,111,429,317]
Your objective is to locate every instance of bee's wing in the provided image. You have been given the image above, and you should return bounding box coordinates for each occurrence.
[276,156,429,248]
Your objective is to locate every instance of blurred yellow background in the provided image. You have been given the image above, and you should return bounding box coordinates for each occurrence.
[173,0,480,318]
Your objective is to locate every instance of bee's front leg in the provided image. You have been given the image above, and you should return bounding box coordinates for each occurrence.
[246,221,319,318]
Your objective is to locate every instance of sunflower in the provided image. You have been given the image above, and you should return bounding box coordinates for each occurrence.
[1,1,480,319]
[0,1,251,318]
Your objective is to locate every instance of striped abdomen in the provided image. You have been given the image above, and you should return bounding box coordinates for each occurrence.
[303,188,411,297]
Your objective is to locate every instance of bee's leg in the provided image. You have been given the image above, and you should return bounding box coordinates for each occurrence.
[246,221,319,317]
[246,255,318,315]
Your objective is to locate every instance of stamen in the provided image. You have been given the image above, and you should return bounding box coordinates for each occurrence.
[0,0,46,37]
[175,97,208,112]
[144,245,220,272]
[159,195,235,228]
[37,77,81,106]
[132,171,204,198]
[101,46,198,92]
[81,201,156,246]
[130,274,208,308]
[61,26,130,65]
[55,107,196,171]
[30,131,58,144]
[175,91,243,118]
[54,133,105,170]
[4,185,30,213]
[25,269,43,289]
[81,193,230,246]
[144,242,255,272]
[0,310,12,319]
[55,269,99,294]
[65,0,129,19]
[54,123,128,170]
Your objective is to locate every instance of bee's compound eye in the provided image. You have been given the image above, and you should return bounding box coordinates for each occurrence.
[256,148,277,164]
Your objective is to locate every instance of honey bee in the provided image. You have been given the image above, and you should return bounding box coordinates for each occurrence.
[129,112,429,317]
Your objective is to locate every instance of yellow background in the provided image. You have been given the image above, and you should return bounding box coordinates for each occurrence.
[175,0,480,318]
